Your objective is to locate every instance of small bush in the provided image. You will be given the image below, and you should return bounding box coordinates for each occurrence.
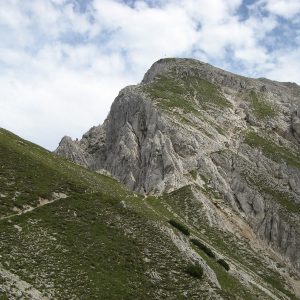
[217,259,230,271]
[190,170,197,180]
[168,219,190,236]
[190,238,215,258]
[185,263,203,279]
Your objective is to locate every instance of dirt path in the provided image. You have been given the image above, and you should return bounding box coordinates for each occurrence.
[0,193,67,221]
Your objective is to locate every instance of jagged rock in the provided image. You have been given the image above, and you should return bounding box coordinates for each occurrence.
[55,58,300,272]
[55,136,89,166]
[292,107,300,142]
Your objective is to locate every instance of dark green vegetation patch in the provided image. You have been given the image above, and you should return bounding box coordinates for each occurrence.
[191,238,215,258]
[185,263,204,279]
[217,259,230,271]
[190,170,198,180]
[168,219,190,236]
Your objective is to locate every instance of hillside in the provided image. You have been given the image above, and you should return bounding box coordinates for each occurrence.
[1,129,298,299]
[0,128,218,299]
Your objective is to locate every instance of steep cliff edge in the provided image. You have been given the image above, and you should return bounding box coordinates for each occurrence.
[56,58,300,295]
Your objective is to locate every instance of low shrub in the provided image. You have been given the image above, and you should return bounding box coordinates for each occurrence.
[190,238,215,258]
[190,170,197,180]
[185,263,203,279]
[217,259,230,271]
[168,219,190,236]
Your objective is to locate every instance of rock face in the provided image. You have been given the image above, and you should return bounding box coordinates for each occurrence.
[56,58,300,273]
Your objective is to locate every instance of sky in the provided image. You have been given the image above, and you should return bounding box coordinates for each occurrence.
[0,0,300,150]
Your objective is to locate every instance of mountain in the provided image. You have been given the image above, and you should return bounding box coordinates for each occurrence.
[56,58,300,273]
[1,58,299,299]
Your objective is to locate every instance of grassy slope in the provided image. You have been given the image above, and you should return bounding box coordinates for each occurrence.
[0,128,297,299]
[244,131,300,169]
[143,72,232,114]
[142,71,231,140]
[247,90,278,120]
[0,128,216,299]
[0,129,122,218]
[159,186,297,299]
[243,130,300,215]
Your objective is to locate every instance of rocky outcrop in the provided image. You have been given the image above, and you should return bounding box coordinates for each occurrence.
[55,58,300,273]
[292,107,300,142]
[55,136,89,166]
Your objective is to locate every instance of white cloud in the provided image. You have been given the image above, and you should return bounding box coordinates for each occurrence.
[0,65,132,150]
[0,0,299,150]
[263,48,300,83]
[92,0,198,69]
[264,0,300,18]
[182,0,242,24]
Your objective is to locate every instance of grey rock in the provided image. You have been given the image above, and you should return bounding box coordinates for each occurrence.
[55,136,89,167]
[292,107,300,142]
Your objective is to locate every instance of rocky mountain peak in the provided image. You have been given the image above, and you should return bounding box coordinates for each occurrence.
[55,58,300,276]
[141,58,205,83]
